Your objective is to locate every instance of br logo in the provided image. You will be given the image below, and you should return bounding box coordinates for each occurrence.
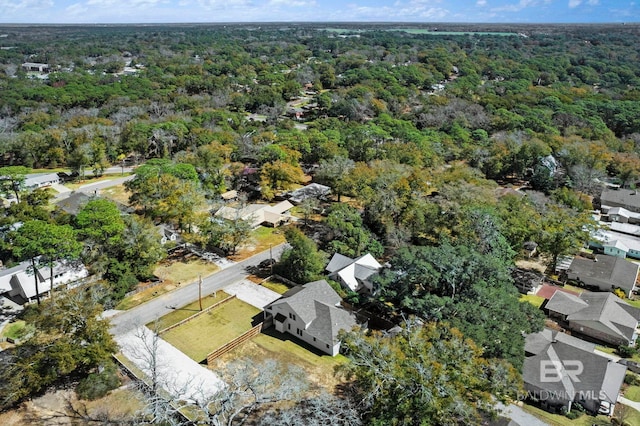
[540,360,584,383]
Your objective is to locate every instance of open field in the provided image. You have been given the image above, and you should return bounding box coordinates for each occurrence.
[100,183,132,205]
[231,226,286,261]
[146,291,230,331]
[161,298,261,362]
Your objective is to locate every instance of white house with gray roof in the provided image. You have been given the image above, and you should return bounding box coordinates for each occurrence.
[523,329,626,415]
[0,259,89,304]
[326,252,382,294]
[545,291,640,347]
[564,254,639,297]
[264,280,363,356]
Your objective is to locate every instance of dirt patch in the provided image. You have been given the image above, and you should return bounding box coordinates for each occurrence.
[516,258,547,274]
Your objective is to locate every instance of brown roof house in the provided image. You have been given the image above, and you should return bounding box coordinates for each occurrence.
[523,329,626,416]
[545,291,640,347]
[564,254,639,297]
[264,280,365,356]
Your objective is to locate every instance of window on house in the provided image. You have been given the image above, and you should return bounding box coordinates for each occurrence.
[326,344,330,349]
[288,324,290,330]
[313,337,316,342]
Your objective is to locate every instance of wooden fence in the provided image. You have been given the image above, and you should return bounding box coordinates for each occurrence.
[206,322,264,365]
[158,295,236,335]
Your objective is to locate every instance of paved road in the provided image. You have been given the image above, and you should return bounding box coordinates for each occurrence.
[54,175,135,201]
[109,243,286,336]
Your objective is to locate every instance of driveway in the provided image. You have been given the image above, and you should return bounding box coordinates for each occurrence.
[109,243,286,336]
[223,280,281,309]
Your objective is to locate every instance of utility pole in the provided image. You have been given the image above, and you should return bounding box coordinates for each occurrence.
[198,274,203,311]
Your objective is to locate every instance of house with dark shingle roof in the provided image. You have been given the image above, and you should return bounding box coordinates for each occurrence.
[545,291,640,347]
[600,187,640,213]
[264,279,364,356]
[523,329,626,415]
[564,254,639,297]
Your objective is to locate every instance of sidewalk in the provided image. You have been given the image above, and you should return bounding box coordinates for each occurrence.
[618,395,640,412]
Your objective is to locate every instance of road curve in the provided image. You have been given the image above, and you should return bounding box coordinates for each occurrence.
[109,243,287,336]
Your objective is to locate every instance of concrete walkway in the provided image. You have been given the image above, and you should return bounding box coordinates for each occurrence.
[618,395,640,412]
[223,280,282,309]
[496,403,549,426]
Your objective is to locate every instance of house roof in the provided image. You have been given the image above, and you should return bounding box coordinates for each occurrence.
[306,300,358,343]
[55,192,93,215]
[267,279,358,343]
[326,253,382,292]
[220,190,238,200]
[547,291,640,343]
[214,201,293,228]
[288,183,331,204]
[566,255,639,295]
[0,259,88,300]
[601,187,640,211]
[24,172,59,188]
[524,329,626,404]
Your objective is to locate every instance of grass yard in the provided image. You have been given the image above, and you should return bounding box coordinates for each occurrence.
[65,174,131,190]
[161,298,261,362]
[520,294,545,309]
[1,320,26,340]
[210,327,347,390]
[100,184,132,206]
[625,385,640,402]
[146,291,230,331]
[626,298,640,309]
[521,403,611,426]
[260,278,291,295]
[154,259,219,286]
[232,226,286,261]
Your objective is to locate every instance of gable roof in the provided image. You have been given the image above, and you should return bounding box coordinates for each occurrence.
[55,192,93,215]
[524,329,626,404]
[326,253,382,292]
[601,187,640,211]
[566,255,639,295]
[270,279,342,325]
[214,201,293,228]
[288,183,331,204]
[547,291,640,343]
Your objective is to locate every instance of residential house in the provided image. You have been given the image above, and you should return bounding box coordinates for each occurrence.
[23,172,59,190]
[55,192,93,215]
[156,225,180,245]
[287,183,331,205]
[326,253,382,294]
[214,201,294,228]
[21,62,50,73]
[220,190,238,202]
[0,259,89,305]
[544,291,640,347]
[605,207,640,224]
[523,329,626,415]
[264,279,363,356]
[600,187,640,213]
[563,254,639,297]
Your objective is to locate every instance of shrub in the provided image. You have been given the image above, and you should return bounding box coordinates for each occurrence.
[76,361,121,401]
[618,345,637,358]
[624,372,640,386]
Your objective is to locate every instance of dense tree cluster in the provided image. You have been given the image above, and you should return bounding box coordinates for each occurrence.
[0,22,637,422]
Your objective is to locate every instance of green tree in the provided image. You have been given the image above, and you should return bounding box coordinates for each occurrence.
[276,227,326,284]
[0,290,117,410]
[11,220,82,305]
[537,203,596,272]
[0,165,30,203]
[338,322,520,426]
[324,203,383,257]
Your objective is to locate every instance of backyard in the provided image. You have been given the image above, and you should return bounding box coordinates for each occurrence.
[231,226,286,261]
[161,297,261,362]
[146,291,231,331]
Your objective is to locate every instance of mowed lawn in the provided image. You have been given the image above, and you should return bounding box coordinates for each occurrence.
[161,298,261,362]
[147,291,231,331]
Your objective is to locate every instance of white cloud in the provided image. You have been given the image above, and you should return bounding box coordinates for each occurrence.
[0,0,52,11]
[268,0,316,6]
[587,0,599,4]
[568,0,581,8]
[477,0,487,6]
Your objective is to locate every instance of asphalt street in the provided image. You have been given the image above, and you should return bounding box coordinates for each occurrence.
[109,243,286,336]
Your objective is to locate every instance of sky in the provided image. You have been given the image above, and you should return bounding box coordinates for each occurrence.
[0,0,638,25]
